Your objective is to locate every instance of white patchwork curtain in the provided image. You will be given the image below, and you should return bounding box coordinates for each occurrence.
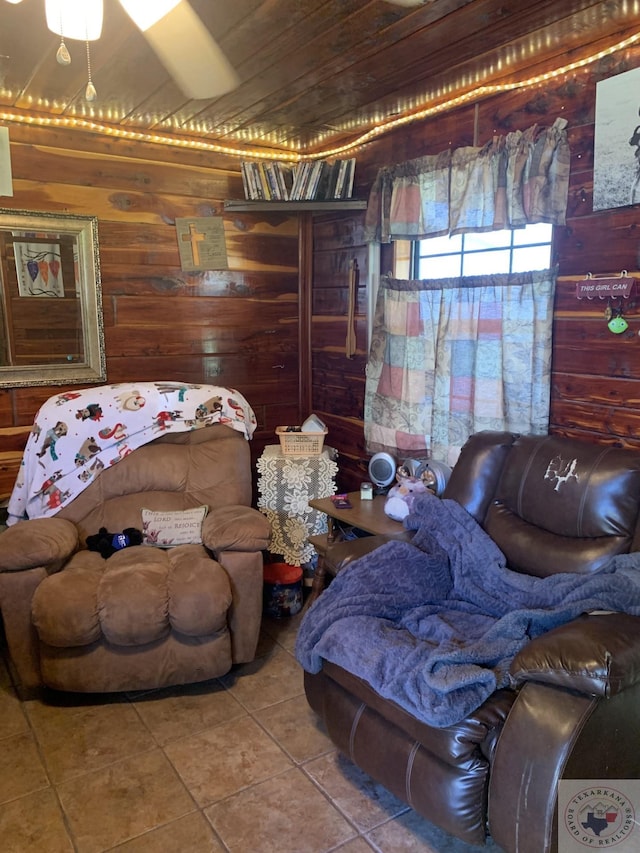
[363,117,569,464]
[364,269,557,467]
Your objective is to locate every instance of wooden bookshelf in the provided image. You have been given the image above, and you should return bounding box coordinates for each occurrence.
[224,199,367,212]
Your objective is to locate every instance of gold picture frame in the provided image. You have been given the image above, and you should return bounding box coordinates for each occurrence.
[0,209,105,388]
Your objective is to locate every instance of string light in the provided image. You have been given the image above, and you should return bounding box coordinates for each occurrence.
[0,110,300,161]
[313,30,640,160]
[1,30,639,161]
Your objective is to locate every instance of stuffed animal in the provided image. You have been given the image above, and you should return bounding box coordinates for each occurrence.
[86,527,143,559]
[384,467,434,521]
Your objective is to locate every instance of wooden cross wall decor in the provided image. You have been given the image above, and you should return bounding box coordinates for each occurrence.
[175,217,228,271]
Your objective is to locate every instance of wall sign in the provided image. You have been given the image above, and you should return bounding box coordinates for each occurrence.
[575,275,635,300]
[175,217,228,271]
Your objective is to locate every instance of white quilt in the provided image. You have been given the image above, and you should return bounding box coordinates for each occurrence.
[7,382,256,525]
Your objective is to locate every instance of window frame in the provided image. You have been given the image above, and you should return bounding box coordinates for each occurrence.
[412,223,554,279]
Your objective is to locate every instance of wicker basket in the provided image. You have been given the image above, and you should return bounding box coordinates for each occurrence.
[276,426,327,456]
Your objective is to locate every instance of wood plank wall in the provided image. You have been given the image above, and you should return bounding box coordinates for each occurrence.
[310,211,370,489]
[3,44,640,503]
[312,46,640,491]
[0,126,301,501]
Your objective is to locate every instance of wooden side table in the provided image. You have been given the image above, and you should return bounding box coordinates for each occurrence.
[307,491,405,600]
[256,445,338,566]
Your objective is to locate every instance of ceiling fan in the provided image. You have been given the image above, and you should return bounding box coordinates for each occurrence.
[120,1,240,100]
[5,0,240,101]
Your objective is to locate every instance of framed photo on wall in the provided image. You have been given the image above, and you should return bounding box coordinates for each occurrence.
[593,66,640,212]
[14,242,65,298]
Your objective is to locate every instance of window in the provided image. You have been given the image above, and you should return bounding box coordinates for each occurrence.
[413,223,553,279]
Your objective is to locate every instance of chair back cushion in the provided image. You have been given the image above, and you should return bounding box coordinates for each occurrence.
[443,431,518,523]
[484,434,640,577]
[59,424,251,542]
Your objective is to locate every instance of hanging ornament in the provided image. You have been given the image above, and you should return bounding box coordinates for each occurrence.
[608,314,629,334]
[46,2,100,101]
[607,300,629,334]
[85,39,97,101]
[56,38,71,65]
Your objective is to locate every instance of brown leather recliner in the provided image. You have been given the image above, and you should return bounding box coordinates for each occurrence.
[0,424,271,693]
[302,431,640,853]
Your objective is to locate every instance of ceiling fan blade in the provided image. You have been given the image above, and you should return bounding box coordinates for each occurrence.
[139,2,239,100]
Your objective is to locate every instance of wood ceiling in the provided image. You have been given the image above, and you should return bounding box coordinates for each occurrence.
[1,0,639,158]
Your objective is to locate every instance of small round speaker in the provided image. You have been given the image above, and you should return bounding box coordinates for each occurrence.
[368,452,396,489]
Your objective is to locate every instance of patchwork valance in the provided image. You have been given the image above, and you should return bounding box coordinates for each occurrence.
[364,117,570,243]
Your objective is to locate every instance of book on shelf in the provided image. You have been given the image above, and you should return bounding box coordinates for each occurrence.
[240,157,356,201]
[334,160,347,200]
[345,158,356,199]
[300,157,357,200]
[240,160,294,200]
[289,162,307,200]
[240,162,250,200]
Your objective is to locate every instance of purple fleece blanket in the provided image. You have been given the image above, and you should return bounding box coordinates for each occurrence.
[295,494,640,727]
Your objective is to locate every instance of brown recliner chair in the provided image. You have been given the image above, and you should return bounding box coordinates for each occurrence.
[0,424,271,693]
[302,431,640,853]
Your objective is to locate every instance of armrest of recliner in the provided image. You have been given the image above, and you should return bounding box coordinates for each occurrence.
[201,505,271,553]
[509,612,640,698]
[0,517,79,689]
[0,518,79,572]
[202,506,270,665]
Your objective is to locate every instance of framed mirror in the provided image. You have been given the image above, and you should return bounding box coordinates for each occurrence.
[0,209,105,388]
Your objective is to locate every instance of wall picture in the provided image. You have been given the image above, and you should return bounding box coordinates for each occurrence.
[175,217,228,271]
[14,242,65,297]
[593,66,640,212]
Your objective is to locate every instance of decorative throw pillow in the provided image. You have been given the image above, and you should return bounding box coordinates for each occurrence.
[141,506,208,547]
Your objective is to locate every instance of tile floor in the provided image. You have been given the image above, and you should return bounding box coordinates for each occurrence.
[0,608,505,853]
